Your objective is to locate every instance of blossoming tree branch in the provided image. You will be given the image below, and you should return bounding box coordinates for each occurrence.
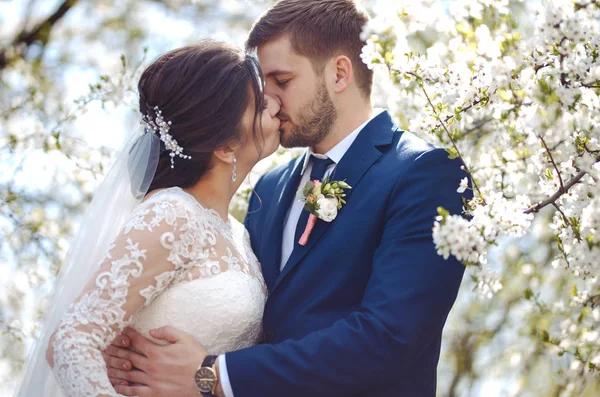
[361,0,600,379]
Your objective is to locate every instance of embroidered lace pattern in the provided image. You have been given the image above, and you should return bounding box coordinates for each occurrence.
[50,187,266,396]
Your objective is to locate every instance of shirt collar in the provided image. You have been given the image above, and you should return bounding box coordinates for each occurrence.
[301,108,385,175]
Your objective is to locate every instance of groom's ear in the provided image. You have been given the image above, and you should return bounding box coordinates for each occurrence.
[330,55,353,94]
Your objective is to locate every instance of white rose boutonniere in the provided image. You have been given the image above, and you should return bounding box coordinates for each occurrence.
[316,195,338,222]
[296,176,352,246]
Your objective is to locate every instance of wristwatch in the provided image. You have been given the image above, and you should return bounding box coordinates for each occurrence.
[194,355,218,396]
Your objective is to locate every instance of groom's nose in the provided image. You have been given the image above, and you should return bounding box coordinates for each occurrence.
[264,82,281,102]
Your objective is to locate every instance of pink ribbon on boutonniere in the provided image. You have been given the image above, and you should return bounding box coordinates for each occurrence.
[299,214,318,246]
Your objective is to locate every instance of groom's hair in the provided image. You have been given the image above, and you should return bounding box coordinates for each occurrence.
[246,0,373,99]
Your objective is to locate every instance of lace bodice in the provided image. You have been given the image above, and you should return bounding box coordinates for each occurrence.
[50,187,267,397]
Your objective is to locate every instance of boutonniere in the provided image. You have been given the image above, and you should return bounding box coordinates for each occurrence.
[297,176,352,246]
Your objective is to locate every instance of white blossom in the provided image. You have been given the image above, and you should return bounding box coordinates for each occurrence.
[474,266,503,299]
[457,177,469,193]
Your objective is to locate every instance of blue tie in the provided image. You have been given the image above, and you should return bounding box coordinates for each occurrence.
[294,155,335,244]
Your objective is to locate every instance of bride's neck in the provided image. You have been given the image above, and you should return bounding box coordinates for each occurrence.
[183,167,242,222]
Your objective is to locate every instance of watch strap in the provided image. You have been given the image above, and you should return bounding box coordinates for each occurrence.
[202,354,218,369]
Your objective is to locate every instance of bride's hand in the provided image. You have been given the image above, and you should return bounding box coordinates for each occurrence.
[106,326,209,397]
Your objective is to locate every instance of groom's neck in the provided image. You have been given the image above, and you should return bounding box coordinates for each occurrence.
[312,101,375,155]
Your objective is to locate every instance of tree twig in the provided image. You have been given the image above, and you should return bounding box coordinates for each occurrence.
[462,118,494,137]
[575,0,599,11]
[405,71,486,203]
[525,154,600,214]
[539,135,565,191]
[0,0,79,70]
[552,203,571,227]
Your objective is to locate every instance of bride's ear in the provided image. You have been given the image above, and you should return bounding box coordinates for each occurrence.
[213,145,236,165]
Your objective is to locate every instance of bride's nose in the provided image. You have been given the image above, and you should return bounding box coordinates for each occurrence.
[265,94,280,117]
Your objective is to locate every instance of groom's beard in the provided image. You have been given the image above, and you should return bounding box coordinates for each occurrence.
[279,80,337,149]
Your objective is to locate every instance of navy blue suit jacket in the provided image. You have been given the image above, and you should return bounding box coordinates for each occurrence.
[226,111,469,396]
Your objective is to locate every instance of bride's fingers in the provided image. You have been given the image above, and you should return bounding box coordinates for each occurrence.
[107,368,150,385]
[105,353,132,371]
[111,334,131,348]
[102,351,128,370]
[107,367,130,382]
[101,351,110,366]
[114,384,151,397]
[108,376,130,387]
[106,345,132,363]
[106,344,149,370]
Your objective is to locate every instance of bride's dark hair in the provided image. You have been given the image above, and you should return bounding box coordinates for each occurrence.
[138,40,266,192]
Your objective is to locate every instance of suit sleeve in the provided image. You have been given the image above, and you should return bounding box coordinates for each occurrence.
[225,149,470,397]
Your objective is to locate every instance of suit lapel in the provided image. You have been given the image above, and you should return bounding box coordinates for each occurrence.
[271,111,396,293]
[260,154,306,291]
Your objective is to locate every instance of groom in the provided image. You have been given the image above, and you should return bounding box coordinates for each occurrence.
[106,1,469,396]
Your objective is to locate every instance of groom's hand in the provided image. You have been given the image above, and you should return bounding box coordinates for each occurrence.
[110,326,209,397]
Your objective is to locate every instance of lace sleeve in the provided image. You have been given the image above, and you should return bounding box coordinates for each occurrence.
[48,194,196,397]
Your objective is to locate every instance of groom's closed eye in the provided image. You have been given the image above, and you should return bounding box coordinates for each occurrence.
[265,70,294,89]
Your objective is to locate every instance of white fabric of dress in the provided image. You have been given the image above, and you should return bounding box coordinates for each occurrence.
[49,187,267,397]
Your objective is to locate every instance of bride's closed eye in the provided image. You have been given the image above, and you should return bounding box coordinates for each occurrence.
[262,99,269,110]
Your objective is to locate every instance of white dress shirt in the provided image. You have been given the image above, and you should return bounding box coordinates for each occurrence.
[219,109,384,397]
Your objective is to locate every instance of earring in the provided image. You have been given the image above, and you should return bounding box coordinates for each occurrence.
[232,154,237,182]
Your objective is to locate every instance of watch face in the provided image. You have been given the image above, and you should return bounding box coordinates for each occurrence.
[195,367,216,393]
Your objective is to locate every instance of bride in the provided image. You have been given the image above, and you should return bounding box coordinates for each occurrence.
[17,39,281,397]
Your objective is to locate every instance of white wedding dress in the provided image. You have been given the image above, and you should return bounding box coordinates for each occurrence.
[49,187,267,396]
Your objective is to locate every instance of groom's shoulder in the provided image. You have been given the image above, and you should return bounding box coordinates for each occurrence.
[369,111,438,164]
[380,128,466,192]
[386,128,441,168]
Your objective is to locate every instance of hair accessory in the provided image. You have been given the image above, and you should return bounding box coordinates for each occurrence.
[141,106,191,169]
[232,154,237,182]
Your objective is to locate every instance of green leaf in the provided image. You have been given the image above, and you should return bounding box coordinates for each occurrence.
[446,147,459,159]
[437,207,450,221]
[569,284,578,298]
[587,233,596,248]
[52,132,61,150]
[303,181,313,197]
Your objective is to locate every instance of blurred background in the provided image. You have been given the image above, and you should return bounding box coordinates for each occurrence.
[1,0,599,396]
